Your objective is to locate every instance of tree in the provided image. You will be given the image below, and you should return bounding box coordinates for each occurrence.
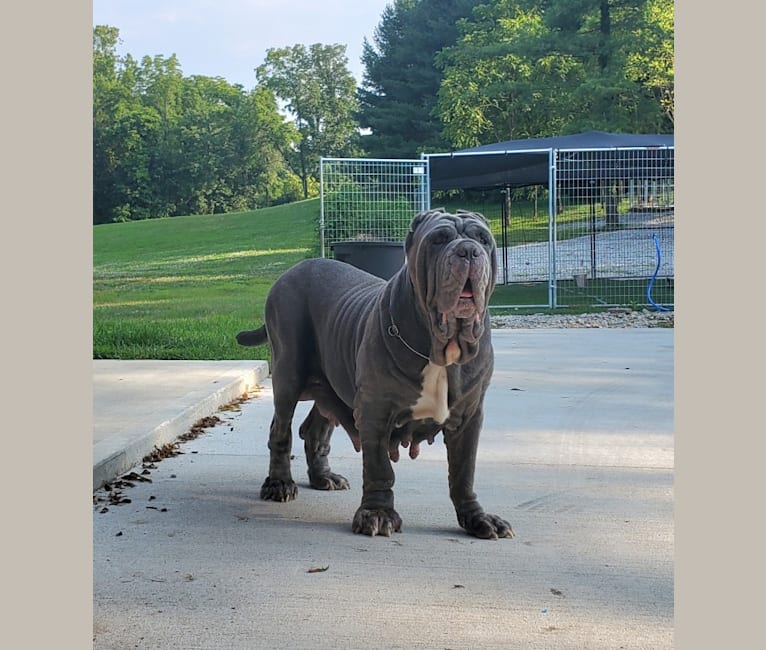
[176,76,302,214]
[256,44,361,199]
[542,0,671,133]
[137,54,185,217]
[93,27,162,222]
[93,26,302,222]
[358,0,484,158]
[93,26,120,223]
[434,0,673,148]
[436,1,580,147]
[226,86,304,209]
[624,0,674,125]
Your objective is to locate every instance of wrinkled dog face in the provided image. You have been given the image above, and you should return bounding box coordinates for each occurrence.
[405,209,497,366]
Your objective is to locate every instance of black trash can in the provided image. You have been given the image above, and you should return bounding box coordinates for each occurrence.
[331,240,405,280]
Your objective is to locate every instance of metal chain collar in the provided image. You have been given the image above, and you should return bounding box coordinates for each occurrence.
[387,320,431,362]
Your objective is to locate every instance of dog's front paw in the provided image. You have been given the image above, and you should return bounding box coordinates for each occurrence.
[308,471,350,491]
[352,507,402,537]
[458,509,514,540]
[260,477,297,502]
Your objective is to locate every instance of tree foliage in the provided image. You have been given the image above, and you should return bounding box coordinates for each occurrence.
[256,44,362,198]
[94,1,674,223]
[434,0,673,147]
[93,26,304,223]
[624,0,674,125]
[358,0,485,158]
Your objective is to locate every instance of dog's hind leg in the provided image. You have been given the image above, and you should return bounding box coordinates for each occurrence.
[260,377,301,502]
[299,404,350,491]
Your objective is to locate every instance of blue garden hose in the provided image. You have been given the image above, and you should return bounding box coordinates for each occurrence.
[647,233,670,311]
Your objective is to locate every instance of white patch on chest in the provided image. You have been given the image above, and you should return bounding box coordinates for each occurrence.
[410,362,449,424]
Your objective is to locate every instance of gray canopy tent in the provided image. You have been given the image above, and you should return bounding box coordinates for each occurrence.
[424,130,674,191]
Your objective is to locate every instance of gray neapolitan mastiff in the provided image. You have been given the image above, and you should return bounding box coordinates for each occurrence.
[236,209,513,539]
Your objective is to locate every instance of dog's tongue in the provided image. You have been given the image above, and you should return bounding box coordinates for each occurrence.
[460,289,473,299]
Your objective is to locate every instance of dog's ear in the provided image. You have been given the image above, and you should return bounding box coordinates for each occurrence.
[405,208,445,252]
[409,208,446,233]
[456,209,490,227]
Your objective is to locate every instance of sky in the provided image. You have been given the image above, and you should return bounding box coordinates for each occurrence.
[92,0,393,88]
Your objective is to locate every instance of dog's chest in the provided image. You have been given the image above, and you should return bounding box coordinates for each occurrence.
[410,362,449,424]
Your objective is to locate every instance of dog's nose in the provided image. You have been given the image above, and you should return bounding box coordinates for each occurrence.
[455,241,482,258]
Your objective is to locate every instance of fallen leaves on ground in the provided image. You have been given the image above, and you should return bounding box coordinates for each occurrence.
[94,405,243,512]
[307,566,329,574]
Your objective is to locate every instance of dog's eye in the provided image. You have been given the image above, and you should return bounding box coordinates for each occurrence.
[432,232,450,246]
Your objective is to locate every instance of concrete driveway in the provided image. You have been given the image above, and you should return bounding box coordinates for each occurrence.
[93,328,673,649]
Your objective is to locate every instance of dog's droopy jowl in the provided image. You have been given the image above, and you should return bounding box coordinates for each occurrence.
[236,209,513,539]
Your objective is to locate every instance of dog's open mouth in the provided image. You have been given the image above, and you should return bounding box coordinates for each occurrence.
[426,248,493,366]
[455,279,477,318]
[431,279,486,365]
[436,274,484,324]
[439,279,479,324]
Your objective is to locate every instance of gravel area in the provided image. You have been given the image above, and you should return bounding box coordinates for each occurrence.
[496,212,674,283]
[490,308,674,329]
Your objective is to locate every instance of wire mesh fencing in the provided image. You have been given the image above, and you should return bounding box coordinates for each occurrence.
[319,147,673,310]
[319,158,429,257]
[550,146,674,309]
[488,146,674,309]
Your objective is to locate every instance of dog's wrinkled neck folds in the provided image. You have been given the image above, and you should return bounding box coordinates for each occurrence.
[386,272,431,362]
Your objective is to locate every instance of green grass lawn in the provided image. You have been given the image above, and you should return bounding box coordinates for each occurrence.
[93,197,526,361]
[94,198,671,361]
[490,278,674,313]
[93,199,320,360]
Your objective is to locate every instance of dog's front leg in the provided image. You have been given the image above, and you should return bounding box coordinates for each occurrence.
[351,404,402,537]
[444,409,514,539]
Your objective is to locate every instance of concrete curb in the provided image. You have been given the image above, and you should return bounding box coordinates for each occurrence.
[93,361,269,491]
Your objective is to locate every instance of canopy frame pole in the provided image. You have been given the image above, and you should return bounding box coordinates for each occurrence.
[548,149,557,309]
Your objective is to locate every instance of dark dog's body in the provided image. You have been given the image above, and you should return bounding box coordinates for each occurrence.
[237,209,513,539]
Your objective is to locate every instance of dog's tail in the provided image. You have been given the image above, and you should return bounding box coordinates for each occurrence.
[236,325,268,347]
